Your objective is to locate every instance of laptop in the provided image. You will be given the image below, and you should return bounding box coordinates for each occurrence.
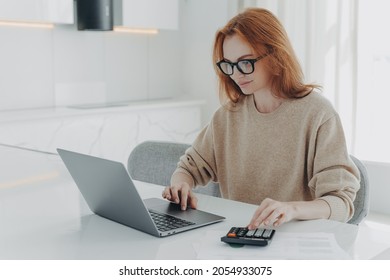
[57,148,225,237]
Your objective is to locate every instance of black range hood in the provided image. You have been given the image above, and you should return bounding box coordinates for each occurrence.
[76,0,113,31]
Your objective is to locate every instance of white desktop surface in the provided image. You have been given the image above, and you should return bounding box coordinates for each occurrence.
[0,145,389,260]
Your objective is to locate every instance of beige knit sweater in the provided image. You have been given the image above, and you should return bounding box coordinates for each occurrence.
[173,93,360,222]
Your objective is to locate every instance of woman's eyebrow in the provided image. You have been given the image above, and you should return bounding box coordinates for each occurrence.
[223,54,254,62]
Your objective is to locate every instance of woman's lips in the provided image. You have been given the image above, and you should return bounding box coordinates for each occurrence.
[238,80,252,88]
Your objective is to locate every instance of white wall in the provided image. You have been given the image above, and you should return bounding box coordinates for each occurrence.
[0,0,234,123]
[180,0,237,125]
[0,5,183,111]
[364,161,390,216]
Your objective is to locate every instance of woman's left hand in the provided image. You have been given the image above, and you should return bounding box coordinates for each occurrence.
[247,198,297,229]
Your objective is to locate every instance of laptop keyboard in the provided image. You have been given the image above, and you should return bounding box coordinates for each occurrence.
[149,210,195,232]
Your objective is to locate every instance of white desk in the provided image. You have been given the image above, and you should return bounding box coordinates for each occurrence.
[0,145,389,260]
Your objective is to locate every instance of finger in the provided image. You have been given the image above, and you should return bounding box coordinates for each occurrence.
[248,213,266,230]
[248,206,266,226]
[162,187,172,200]
[263,209,283,226]
[188,193,198,209]
[273,213,286,227]
[248,205,277,229]
[248,198,274,224]
[163,186,180,203]
[180,187,189,210]
[169,186,181,204]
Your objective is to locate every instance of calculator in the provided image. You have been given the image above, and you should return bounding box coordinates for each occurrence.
[221,227,275,246]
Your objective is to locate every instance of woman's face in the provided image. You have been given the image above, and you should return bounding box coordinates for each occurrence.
[222,34,271,95]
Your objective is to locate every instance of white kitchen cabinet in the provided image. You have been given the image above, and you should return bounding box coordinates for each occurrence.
[114,0,178,30]
[0,0,73,24]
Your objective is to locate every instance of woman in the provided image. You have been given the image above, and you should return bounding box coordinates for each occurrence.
[162,8,360,228]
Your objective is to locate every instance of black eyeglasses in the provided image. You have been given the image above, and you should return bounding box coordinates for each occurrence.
[216,52,269,76]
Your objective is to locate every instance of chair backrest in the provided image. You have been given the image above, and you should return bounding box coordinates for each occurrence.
[349,155,370,225]
[127,141,221,197]
[127,141,369,224]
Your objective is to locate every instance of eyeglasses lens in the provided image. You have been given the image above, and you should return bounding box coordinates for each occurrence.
[237,61,253,74]
[218,60,254,75]
[219,63,233,75]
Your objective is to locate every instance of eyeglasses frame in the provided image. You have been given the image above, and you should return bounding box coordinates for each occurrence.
[216,52,270,76]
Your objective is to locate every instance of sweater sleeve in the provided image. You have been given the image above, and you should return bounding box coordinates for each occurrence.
[172,121,218,187]
[308,114,360,222]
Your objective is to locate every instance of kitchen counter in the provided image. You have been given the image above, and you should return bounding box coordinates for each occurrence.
[0,97,205,163]
[0,97,205,123]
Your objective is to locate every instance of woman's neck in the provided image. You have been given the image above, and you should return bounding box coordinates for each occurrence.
[252,90,284,113]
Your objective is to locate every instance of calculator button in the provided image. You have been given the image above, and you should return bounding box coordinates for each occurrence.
[227,227,239,237]
[262,229,273,238]
[254,229,264,238]
[237,228,247,237]
[245,229,256,237]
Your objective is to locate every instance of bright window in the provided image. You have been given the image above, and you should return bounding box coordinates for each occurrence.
[355,0,390,162]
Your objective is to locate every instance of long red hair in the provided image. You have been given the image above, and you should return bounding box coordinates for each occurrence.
[213,8,320,103]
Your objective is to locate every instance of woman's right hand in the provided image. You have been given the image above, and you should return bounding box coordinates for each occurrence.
[162,182,198,211]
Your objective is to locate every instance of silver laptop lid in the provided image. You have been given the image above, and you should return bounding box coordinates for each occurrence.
[57,148,225,237]
[57,148,159,236]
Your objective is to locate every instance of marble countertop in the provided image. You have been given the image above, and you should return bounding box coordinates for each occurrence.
[0,97,206,123]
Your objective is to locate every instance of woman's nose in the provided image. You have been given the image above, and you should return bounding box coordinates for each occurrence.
[230,66,245,80]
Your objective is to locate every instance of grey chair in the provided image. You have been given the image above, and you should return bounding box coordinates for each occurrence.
[127,140,221,197]
[349,155,370,225]
[127,141,369,224]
